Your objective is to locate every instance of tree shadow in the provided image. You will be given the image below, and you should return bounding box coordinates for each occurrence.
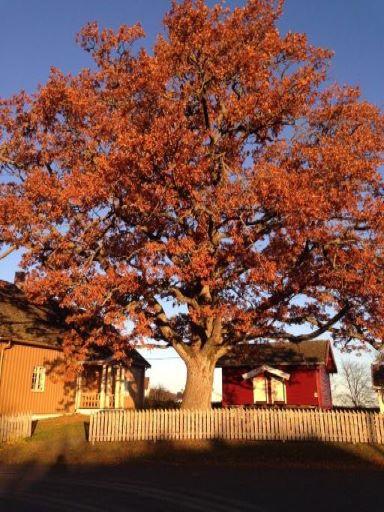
[83,421,90,441]
[31,420,38,435]
[43,356,76,413]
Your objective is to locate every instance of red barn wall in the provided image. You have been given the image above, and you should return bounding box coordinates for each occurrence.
[222,365,333,408]
[222,367,253,406]
[285,367,319,407]
[316,366,333,409]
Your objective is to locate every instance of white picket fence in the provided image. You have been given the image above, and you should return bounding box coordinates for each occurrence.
[89,408,384,444]
[0,414,32,443]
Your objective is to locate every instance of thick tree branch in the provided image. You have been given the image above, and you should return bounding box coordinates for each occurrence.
[267,303,351,343]
[0,245,17,261]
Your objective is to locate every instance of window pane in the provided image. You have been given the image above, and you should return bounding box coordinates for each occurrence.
[253,375,267,403]
[31,367,46,391]
[271,377,285,403]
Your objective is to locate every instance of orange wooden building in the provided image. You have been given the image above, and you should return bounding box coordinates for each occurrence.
[0,279,150,417]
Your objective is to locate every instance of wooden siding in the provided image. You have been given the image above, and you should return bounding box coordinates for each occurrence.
[222,367,253,406]
[317,366,332,409]
[0,342,75,414]
[89,408,384,444]
[124,366,145,409]
[82,366,102,393]
[285,367,319,407]
[77,364,146,410]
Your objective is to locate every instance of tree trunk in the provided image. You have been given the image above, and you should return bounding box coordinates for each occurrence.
[181,355,216,410]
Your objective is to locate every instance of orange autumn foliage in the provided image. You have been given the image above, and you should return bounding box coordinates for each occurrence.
[1,0,384,408]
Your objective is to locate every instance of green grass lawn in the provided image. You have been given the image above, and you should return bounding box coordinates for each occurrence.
[1,414,384,470]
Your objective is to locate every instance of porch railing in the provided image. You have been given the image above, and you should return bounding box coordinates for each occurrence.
[79,393,115,409]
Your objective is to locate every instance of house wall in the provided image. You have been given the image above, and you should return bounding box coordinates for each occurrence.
[222,366,331,408]
[81,366,102,393]
[0,341,75,415]
[78,364,146,410]
[316,366,333,409]
[124,366,145,409]
[285,367,319,407]
[222,367,253,406]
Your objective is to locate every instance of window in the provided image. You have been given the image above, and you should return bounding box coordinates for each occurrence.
[253,374,286,405]
[31,366,46,392]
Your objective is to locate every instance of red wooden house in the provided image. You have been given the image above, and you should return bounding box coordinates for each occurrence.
[217,340,337,409]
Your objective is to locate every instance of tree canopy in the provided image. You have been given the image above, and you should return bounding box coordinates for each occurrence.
[1,0,384,407]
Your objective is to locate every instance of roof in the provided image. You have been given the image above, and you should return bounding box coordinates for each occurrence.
[0,279,150,368]
[372,363,384,388]
[84,346,150,368]
[127,350,151,368]
[217,339,337,373]
[0,279,65,346]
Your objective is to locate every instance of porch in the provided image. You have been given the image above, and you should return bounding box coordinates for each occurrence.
[75,363,128,411]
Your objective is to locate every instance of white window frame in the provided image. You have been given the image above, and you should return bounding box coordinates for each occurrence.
[253,374,287,405]
[31,366,46,392]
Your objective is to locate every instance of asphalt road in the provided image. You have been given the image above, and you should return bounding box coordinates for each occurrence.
[0,463,383,512]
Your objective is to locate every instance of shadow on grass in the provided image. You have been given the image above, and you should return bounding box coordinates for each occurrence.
[103,437,384,472]
[31,420,38,436]
[83,421,90,441]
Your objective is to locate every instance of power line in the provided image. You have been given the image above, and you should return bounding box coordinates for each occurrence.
[145,357,182,360]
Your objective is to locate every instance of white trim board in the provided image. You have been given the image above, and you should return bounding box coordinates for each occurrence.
[242,365,290,381]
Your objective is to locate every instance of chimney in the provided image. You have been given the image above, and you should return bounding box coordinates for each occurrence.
[14,271,26,287]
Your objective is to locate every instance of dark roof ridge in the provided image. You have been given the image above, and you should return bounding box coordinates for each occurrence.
[0,279,150,367]
[217,339,336,372]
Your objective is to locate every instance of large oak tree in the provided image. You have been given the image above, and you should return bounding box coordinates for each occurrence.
[1,0,384,408]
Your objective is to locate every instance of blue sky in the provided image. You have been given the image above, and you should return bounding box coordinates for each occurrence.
[1,0,383,103]
[0,0,382,393]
